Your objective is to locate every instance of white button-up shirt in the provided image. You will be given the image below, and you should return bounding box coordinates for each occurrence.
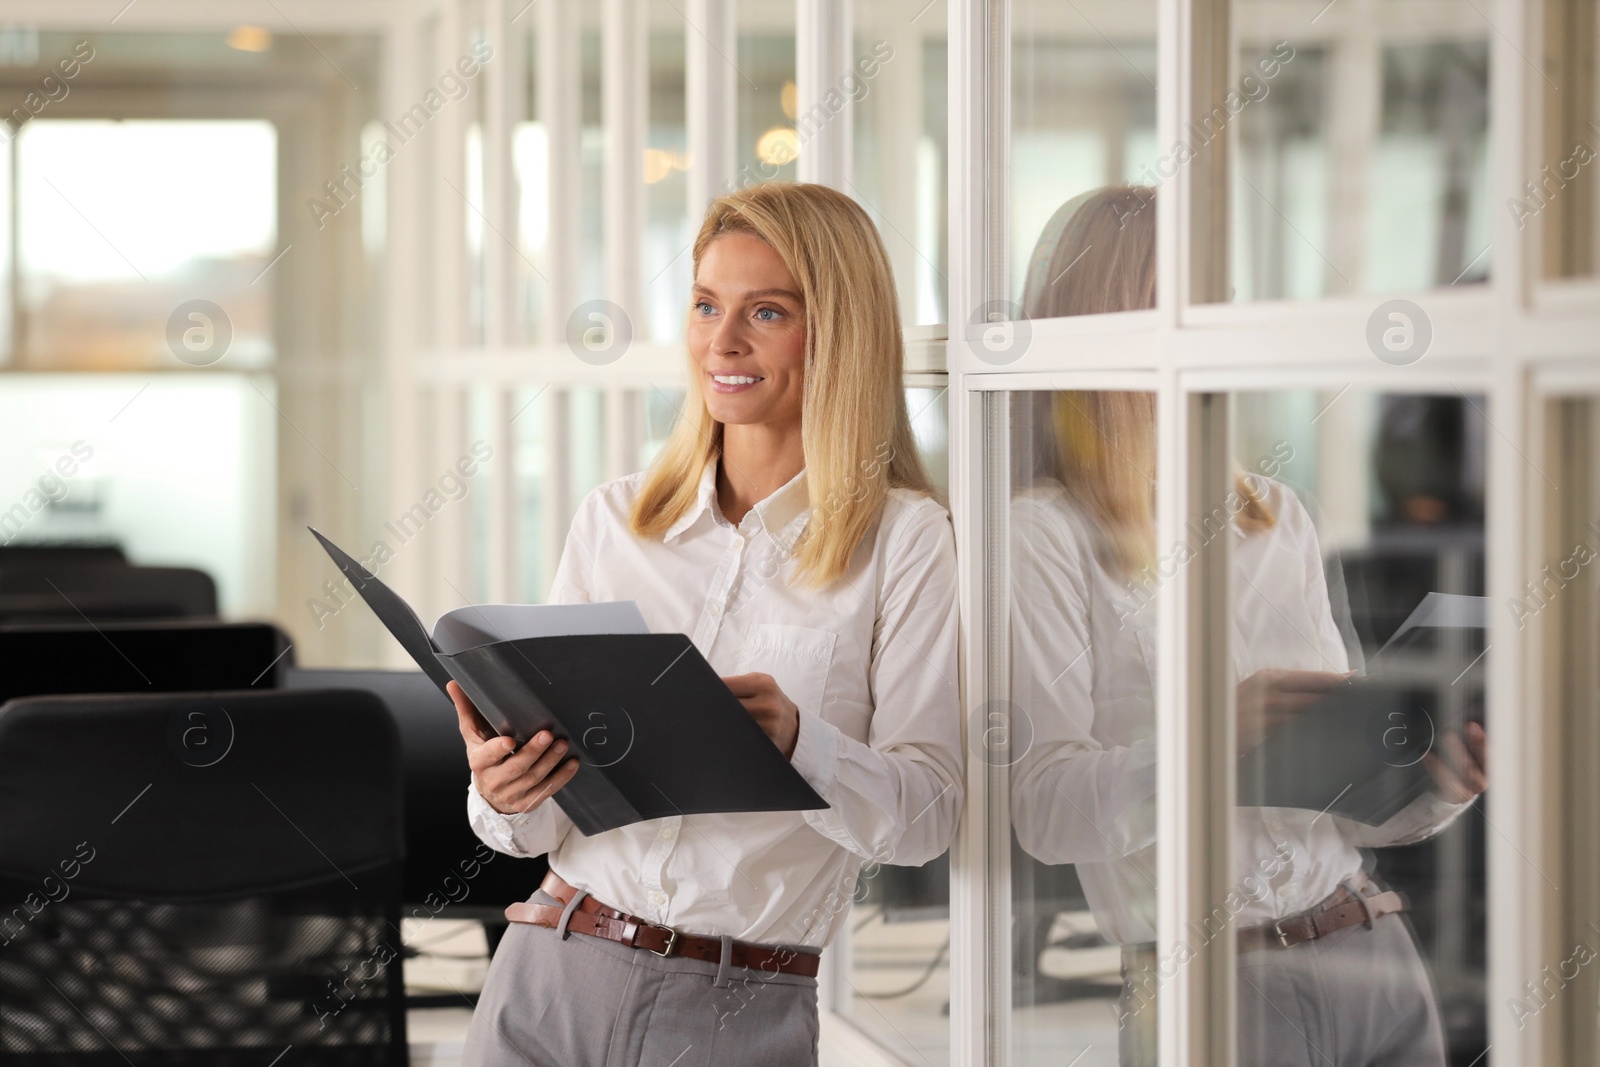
[468,460,963,949]
[1009,478,1472,946]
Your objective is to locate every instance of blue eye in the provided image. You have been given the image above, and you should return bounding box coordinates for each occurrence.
[694,301,716,316]
[755,307,780,322]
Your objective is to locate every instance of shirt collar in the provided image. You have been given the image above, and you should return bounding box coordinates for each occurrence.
[663,458,812,552]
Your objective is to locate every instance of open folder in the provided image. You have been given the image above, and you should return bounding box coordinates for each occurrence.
[309,529,826,836]
[1236,593,1488,826]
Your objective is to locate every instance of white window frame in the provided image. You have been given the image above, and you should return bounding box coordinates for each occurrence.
[945,0,1594,1064]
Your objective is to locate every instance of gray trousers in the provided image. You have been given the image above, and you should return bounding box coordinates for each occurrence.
[463,890,820,1067]
[1119,913,1448,1067]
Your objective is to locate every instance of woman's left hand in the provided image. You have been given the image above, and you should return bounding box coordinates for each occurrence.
[722,672,800,759]
[1424,720,1488,803]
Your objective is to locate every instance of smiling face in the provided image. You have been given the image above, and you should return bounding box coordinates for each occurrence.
[687,232,808,434]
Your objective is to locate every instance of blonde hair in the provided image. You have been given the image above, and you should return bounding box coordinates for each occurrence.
[630,182,936,587]
[1021,186,1274,577]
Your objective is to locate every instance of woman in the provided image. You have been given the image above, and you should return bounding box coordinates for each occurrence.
[1007,186,1489,1067]
[449,182,963,1066]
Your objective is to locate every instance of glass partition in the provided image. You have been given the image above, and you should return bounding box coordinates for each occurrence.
[737,0,798,188]
[1004,387,1161,1066]
[1539,0,1599,279]
[1010,0,1157,316]
[1544,394,1600,1061]
[647,8,692,343]
[833,381,954,1064]
[1229,387,1489,1065]
[853,0,949,326]
[1227,0,1491,301]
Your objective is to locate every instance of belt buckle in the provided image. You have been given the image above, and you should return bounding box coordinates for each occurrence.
[650,924,682,958]
[1271,919,1293,948]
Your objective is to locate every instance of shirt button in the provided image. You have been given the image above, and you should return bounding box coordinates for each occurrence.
[659,824,676,841]
[707,602,722,617]
[649,890,667,908]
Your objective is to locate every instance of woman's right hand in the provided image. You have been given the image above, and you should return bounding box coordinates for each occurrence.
[450,680,580,815]
[1235,667,1353,756]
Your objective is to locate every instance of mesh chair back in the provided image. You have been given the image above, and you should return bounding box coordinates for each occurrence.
[0,689,406,1065]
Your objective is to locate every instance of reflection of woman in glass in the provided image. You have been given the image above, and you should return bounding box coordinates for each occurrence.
[1008,186,1489,1067]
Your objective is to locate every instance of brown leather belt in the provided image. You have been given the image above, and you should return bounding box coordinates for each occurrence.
[1237,871,1406,952]
[504,872,822,978]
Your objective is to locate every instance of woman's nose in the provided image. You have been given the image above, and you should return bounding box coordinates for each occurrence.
[710,317,745,357]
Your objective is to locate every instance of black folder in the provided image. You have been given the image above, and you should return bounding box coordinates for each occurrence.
[310,528,826,836]
[1237,593,1487,826]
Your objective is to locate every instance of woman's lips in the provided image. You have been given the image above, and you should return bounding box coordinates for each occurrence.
[710,374,764,394]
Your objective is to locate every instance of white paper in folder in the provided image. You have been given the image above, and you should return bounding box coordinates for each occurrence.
[430,601,650,656]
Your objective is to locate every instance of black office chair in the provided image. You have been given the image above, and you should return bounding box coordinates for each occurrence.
[0,543,126,570]
[0,688,407,1065]
[284,668,550,1000]
[0,564,217,624]
[0,621,292,706]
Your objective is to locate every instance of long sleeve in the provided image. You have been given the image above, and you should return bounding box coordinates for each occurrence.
[1340,787,1474,847]
[1007,496,1158,866]
[787,498,963,866]
[462,493,596,859]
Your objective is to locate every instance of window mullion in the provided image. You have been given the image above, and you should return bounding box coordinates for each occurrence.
[603,0,646,321]
[537,0,581,346]
[686,0,736,214]
[796,0,852,188]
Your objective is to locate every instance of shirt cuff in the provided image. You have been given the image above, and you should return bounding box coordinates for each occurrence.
[789,709,842,800]
[466,781,534,857]
[1119,736,1159,803]
[1414,789,1476,828]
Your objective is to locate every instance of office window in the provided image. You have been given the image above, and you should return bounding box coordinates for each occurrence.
[13,119,277,370]
[1230,387,1488,1063]
[1004,389,1164,1065]
[737,0,799,188]
[647,15,693,344]
[852,0,949,326]
[1011,0,1157,315]
[833,383,953,1062]
[1227,0,1491,302]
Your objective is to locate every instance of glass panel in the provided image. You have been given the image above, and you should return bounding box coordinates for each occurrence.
[1005,386,1160,1066]
[513,384,553,602]
[0,374,276,616]
[1226,1,1491,302]
[465,386,495,601]
[1547,398,1600,1058]
[641,385,685,471]
[464,0,488,345]
[516,24,548,342]
[17,118,277,370]
[646,8,692,344]
[736,0,798,188]
[1010,0,1157,318]
[1539,0,1599,278]
[581,16,605,303]
[852,0,948,325]
[1229,388,1488,1065]
[834,382,951,1065]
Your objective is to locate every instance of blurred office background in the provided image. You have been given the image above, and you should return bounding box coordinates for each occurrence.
[0,0,1594,1064]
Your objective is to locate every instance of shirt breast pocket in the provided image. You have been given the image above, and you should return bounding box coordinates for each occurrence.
[734,623,837,722]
